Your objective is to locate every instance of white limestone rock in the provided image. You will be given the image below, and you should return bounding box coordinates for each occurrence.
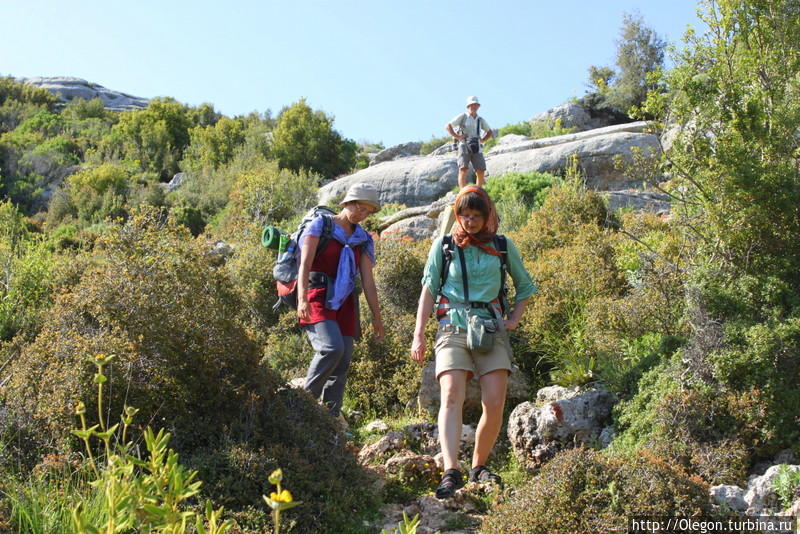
[16,76,150,111]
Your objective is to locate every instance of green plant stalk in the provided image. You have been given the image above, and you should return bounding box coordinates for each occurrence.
[273,479,282,534]
[78,411,99,476]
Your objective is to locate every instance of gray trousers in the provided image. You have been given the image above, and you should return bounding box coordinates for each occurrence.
[303,320,354,416]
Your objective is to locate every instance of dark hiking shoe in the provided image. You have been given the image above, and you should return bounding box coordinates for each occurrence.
[435,468,464,499]
[468,465,502,485]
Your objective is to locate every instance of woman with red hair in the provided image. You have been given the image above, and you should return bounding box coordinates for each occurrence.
[410,186,536,499]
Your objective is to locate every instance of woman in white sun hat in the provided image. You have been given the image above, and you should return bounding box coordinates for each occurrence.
[297,182,384,416]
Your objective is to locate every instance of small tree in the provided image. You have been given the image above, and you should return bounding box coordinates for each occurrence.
[270,98,357,179]
[585,12,666,113]
[107,98,192,180]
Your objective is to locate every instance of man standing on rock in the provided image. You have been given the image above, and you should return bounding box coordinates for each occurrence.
[446,96,494,189]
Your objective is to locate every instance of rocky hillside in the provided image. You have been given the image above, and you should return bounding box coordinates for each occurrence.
[321,105,669,240]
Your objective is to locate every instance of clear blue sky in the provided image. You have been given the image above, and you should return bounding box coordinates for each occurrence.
[2,1,703,147]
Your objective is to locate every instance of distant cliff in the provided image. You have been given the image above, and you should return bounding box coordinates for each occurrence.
[15,76,149,111]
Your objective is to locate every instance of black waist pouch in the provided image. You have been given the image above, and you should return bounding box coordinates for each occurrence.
[309,271,335,309]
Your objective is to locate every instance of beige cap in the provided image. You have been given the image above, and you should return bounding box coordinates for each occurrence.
[466,96,480,106]
[340,182,381,211]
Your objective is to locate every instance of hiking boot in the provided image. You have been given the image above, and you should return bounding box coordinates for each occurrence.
[468,465,502,485]
[435,468,464,499]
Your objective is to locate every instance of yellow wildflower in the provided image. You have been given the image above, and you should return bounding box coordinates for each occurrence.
[269,490,293,503]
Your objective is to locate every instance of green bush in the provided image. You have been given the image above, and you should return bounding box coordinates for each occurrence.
[503,176,620,386]
[513,223,625,387]
[2,207,381,532]
[485,170,560,208]
[773,465,800,510]
[418,135,451,155]
[612,355,765,485]
[485,170,560,232]
[481,448,710,534]
[222,222,282,333]
[372,237,429,315]
[64,163,130,224]
[512,177,611,257]
[181,116,247,174]
[227,157,317,229]
[528,118,577,140]
[270,98,357,179]
[61,97,107,121]
[0,201,55,341]
[346,306,426,417]
[260,312,310,382]
[106,98,193,180]
[4,208,276,452]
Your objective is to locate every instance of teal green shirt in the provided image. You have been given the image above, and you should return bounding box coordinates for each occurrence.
[421,236,536,329]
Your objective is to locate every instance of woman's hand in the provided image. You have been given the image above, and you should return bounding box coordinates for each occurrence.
[410,331,427,364]
[373,320,385,343]
[297,297,311,322]
[503,318,519,331]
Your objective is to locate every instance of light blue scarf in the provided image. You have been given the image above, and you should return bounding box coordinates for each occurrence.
[326,221,375,310]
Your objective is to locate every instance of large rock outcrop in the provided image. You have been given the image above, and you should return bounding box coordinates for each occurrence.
[485,122,660,190]
[318,121,660,207]
[371,141,422,166]
[530,103,628,132]
[16,77,150,111]
[319,155,459,207]
[507,384,615,469]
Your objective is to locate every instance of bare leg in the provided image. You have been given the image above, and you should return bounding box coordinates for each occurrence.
[458,168,469,189]
[438,370,469,471]
[472,370,508,468]
[475,169,486,188]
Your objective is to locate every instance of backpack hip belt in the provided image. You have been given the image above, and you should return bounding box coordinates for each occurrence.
[436,297,502,320]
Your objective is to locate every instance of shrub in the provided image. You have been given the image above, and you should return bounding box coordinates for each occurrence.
[418,135,451,155]
[0,200,55,341]
[4,208,276,452]
[484,170,560,208]
[512,177,611,257]
[260,312,310,382]
[270,98,357,179]
[226,157,317,229]
[773,465,800,510]
[63,163,130,224]
[528,118,577,139]
[482,448,709,534]
[514,223,626,387]
[222,221,282,333]
[612,356,764,485]
[494,195,530,234]
[372,237,429,316]
[106,98,193,180]
[181,116,247,174]
[346,306,427,417]
[505,176,625,387]
[2,207,381,532]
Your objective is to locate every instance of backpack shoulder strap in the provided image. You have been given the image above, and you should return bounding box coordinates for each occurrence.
[315,214,334,258]
[439,235,455,294]
[456,245,469,303]
[494,235,509,316]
